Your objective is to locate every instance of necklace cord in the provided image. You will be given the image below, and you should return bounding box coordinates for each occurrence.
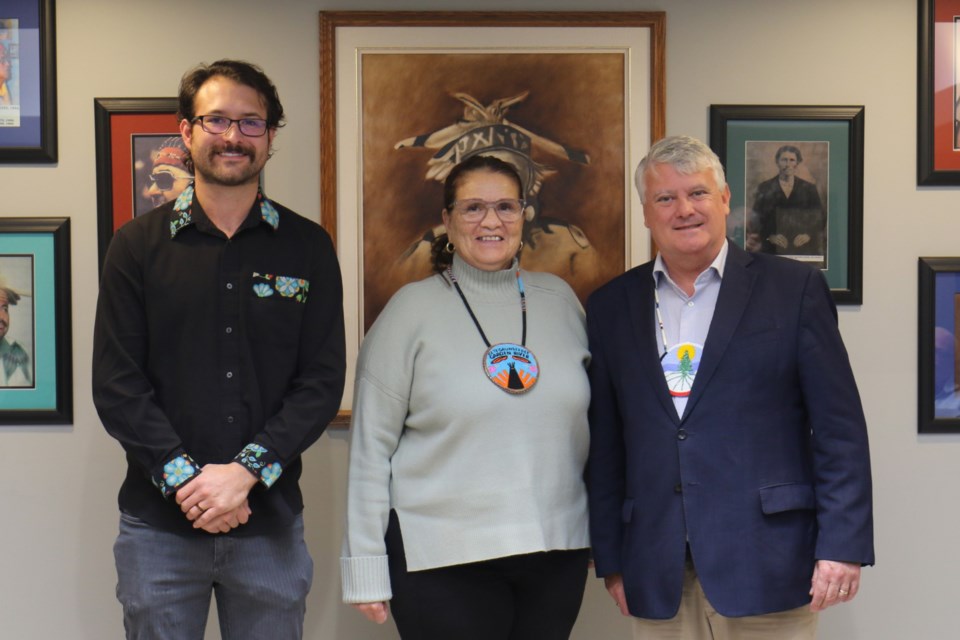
[447,266,526,348]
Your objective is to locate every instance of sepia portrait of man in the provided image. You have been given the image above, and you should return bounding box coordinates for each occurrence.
[743,140,829,269]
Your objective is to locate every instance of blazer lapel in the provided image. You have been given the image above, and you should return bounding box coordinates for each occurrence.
[626,264,683,424]
[680,243,757,422]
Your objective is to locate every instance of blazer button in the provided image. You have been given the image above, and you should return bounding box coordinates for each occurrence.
[674,484,683,494]
[677,429,687,440]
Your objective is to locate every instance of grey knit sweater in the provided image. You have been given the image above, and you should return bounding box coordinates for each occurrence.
[341,255,591,603]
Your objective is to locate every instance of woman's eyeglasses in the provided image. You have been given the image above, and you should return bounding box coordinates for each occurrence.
[450,199,525,223]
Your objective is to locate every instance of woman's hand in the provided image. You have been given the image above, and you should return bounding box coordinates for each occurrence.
[351,601,389,624]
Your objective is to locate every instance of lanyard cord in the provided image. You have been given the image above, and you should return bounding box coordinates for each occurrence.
[653,284,669,361]
[446,265,527,348]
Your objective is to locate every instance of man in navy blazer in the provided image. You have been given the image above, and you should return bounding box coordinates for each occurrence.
[586,136,874,638]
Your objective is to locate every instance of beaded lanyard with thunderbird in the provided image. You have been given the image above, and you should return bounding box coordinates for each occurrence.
[446,266,539,394]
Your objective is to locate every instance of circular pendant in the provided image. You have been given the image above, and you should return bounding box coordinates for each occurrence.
[661,342,703,397]
[483,343,539,394]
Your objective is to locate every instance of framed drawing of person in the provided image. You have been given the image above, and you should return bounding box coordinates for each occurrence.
[919,257,960,433]
[94,98,184,273]
[321,11,666,422]
[0,217,71,425]
[0,0,57,163]
[918,0,960,184]
[746,141,829,269]
[710,105,864,305]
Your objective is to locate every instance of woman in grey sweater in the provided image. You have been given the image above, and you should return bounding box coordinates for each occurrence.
[341,155,591,639]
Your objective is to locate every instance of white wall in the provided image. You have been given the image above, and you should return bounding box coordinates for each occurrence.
[1,0,950,637]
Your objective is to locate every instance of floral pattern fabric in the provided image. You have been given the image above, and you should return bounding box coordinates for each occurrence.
[234,442,283,488]
[251,272,309,303]
[169,183,280,238]
[153,452,200,498]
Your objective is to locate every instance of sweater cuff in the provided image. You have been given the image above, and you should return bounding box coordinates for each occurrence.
[233,443,283,488]
[341,555,392,603]
[152,452,200,499]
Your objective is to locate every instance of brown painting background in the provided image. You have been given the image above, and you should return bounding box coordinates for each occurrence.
[361,52,626,331]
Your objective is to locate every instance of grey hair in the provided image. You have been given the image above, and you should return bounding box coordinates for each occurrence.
[634,135,727,203]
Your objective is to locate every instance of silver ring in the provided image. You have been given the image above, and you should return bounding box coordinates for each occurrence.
[838,589,849,596]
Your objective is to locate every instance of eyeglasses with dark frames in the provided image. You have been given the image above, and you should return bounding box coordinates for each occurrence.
[192,115,269,137]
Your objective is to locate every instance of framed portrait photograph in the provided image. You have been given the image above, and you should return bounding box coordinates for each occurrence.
[917,0,960,185]
[0,0,56,163]
[0,217,71,425]
[320,11,666,418]
[917,257,960,433]
[709,105,864,305]
[94,98,187,272]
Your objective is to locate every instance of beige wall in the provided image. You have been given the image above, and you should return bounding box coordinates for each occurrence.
[0,0,947,637]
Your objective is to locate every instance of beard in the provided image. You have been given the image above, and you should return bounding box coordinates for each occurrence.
[192,142,265,187]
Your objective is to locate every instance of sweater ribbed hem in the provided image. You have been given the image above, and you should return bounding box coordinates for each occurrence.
[341,555,392,603]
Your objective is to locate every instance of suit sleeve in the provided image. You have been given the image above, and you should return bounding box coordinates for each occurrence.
[586,294,628,577]
[797,270,875,566]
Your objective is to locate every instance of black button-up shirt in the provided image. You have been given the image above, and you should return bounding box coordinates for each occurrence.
[93,186,345,535]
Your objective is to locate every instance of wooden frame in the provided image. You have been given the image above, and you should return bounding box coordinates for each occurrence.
[0,217,71,424]
[320,11,666,422]
[94,98,182,272]
[0,0,57,163]
[710,105,865,305]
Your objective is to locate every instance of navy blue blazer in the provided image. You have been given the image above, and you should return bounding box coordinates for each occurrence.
[586,242,874,619]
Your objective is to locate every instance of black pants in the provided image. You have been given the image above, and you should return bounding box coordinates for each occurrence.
[385,511,590,640]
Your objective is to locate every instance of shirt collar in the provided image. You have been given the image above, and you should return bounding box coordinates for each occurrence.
[653,239,729,286]
[169,183,280,238]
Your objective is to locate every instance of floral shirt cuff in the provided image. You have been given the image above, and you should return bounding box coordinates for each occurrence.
[152,452,200,499]
[234,443,283,488]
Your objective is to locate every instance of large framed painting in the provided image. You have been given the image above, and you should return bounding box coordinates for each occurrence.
[320,10,666,419]
[917,0,960,185]
[94,98,184,272]
[0,217,71,425]
[917,257,960,433]
[0,0,57,163]
[710,105,864,305]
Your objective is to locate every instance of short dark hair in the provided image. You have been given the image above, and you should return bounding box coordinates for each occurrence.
[431,155,524,273]
[177,59,285,130]
[775,145,803,164]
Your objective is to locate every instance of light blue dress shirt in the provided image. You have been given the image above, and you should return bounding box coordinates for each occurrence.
[652,241,728,417]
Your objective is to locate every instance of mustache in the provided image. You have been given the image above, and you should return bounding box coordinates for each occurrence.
[211,143,255,160]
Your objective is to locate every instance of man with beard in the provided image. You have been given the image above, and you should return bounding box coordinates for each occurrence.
[0,275,31,387]
[93,60,346,640]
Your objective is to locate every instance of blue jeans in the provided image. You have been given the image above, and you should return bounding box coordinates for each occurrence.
[114,512,313,640]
